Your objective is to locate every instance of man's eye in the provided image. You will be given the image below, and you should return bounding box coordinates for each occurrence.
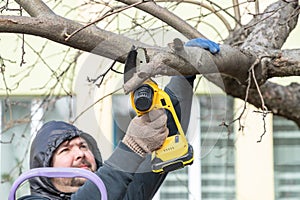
[81,144,88,149]
[60,148,69,153]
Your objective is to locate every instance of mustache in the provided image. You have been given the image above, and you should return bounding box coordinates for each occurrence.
[73,160,92,169]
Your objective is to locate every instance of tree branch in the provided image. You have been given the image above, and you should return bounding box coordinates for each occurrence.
[123,43,256,93]
[15,0,55,17]
[266,49,300,78]
[117,0,204,39]
[0,15,148,62]
[241,0,299,52]
[155,0,233,32]
[216,76,300,128]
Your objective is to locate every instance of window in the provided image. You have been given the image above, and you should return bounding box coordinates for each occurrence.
[199,95,235,200]
[112,94,132,147]
[273,116,300,200]
[0,96,74,199]
[159,167,189,199]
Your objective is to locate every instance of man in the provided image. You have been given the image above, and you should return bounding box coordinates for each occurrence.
[18,38,220,200]
[24,109,168,200]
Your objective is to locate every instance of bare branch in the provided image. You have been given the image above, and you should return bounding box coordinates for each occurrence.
[232,0,241,27]
[209,75,300,128]
[87,60,122,87]
[156,0,233,32]
[0,15,148,62]
[117,0,204,39]
[266,49,300,78]
[15,0,56,17]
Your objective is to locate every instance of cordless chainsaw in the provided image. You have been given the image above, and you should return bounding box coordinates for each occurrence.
[123,46,194,173]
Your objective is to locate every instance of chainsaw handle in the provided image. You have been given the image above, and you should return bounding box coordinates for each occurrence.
[8,167,107,200]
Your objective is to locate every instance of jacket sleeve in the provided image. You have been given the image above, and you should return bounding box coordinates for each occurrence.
[164,75,195,133]
[122,75,195,200]
[71,142,145,200]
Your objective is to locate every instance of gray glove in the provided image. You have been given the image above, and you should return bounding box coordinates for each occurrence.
[122,109,169,157]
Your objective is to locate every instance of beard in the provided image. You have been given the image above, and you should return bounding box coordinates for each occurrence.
[51,160,96,192]
[70,177,86,187]
[52,176,87,193]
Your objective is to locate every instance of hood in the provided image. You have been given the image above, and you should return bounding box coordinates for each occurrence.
[29,121,102,199]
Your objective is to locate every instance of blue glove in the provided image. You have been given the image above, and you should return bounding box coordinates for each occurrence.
[184,38,220,54]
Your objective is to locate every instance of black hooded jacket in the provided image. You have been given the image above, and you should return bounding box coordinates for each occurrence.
[18,76,195,200]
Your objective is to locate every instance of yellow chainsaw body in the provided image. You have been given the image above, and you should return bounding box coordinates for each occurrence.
[130,79,194,173]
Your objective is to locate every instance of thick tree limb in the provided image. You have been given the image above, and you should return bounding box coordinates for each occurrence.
[123,43,257,93]
[0,15,148,62]
[241,0,299,52]
[266,49,300,78]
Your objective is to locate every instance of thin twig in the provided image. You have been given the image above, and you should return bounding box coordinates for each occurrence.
[71,87,122,123]
[219,56,272,138]
[87,60,123,88]
[20,4,26,67]
[249,56,272,142]
[254,110,271,142]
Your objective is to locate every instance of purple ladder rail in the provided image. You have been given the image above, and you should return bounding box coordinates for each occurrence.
[8,167,107,200]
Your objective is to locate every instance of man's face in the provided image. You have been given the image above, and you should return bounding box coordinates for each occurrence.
[51,137,97,193]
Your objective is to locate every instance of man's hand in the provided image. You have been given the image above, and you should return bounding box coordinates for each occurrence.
[185,38,220,54]
[122,109,169,157]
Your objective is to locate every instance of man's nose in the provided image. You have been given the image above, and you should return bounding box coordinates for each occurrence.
[73,147,85,159]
